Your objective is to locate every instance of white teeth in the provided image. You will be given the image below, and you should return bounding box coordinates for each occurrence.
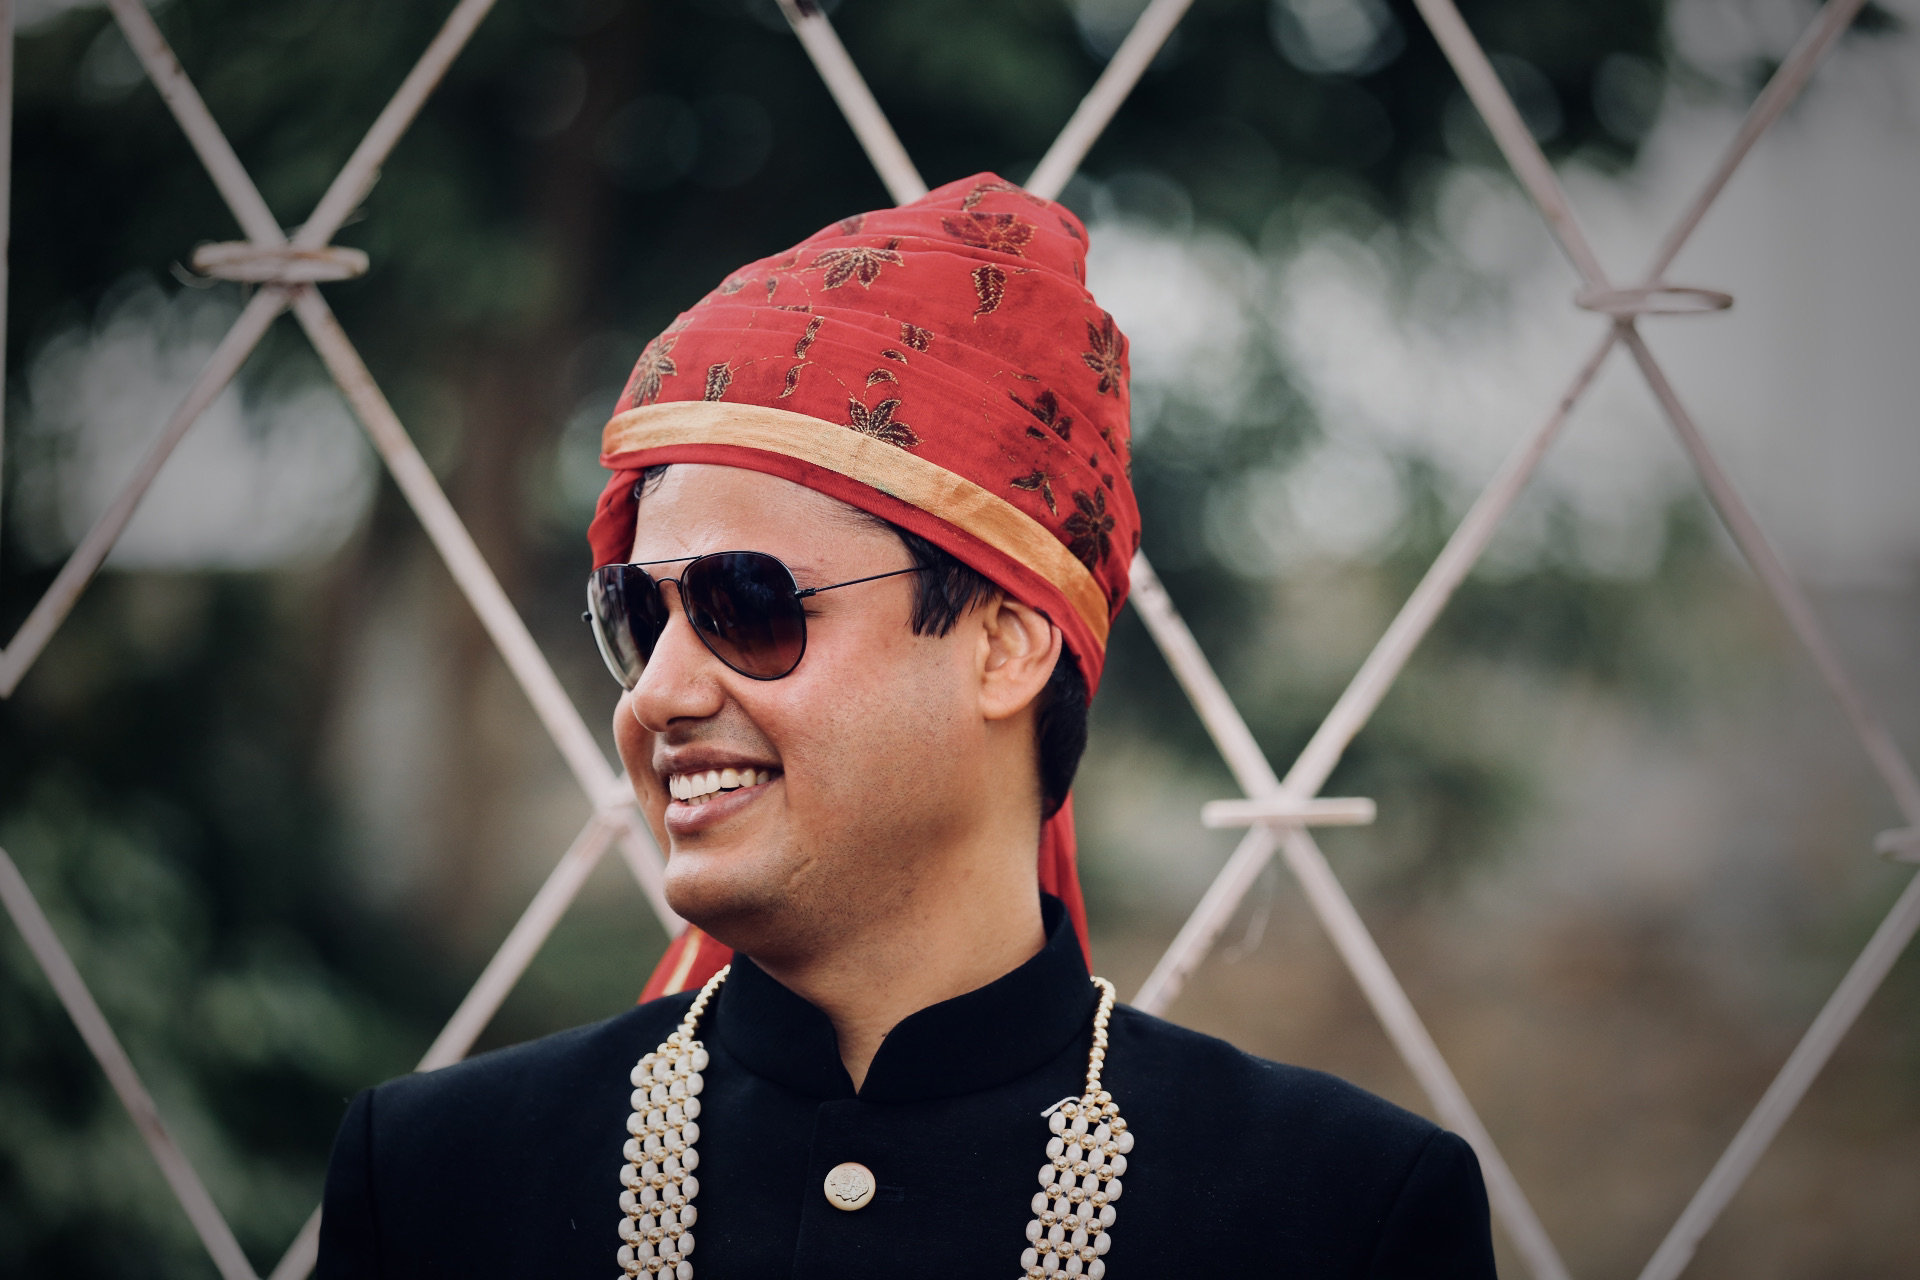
[667,767,775,803]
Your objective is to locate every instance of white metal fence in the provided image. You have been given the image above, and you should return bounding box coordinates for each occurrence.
[0,0,1912,1277]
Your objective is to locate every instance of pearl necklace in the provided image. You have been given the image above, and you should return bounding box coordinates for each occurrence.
[615,965,1133,1279]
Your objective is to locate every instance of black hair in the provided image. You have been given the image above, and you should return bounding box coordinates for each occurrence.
[634,465,1089,816]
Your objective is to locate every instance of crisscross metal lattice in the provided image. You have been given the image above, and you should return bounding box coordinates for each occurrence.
[1,1,1913,1277]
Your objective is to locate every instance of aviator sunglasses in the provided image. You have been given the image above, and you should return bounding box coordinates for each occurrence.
[585,551,925,687]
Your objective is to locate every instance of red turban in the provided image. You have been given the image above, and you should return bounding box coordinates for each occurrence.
[588,173,1139,1000]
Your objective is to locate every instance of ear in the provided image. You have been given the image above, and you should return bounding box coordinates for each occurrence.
[976,596,1063,723]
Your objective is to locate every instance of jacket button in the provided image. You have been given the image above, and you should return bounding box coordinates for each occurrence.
[823,1161,876,1211]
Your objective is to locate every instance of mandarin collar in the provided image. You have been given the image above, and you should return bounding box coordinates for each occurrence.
[709,896,1095,1103]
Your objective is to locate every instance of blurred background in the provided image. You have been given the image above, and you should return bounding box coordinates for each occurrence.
[2,0,1916,1275]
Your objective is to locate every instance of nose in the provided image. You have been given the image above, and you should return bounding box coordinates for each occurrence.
[627,580,728,732]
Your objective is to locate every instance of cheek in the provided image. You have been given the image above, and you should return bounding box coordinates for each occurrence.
[774,630,975,807]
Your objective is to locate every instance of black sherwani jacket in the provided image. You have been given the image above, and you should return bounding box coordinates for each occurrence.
[318,901,1496,1277]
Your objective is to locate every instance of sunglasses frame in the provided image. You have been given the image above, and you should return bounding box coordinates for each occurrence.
[585,550,926,687]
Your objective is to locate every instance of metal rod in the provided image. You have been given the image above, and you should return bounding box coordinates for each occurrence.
[113,0,500,254]
[1644,0,1869,281]
[773,0,926,205]
[1132,0,1882,1249]
[1025,0,1198,201]
[107,0,283,245]
[416,813,622,1070]
[0,846,261,1280]
[1126,330,1612,1007]
[293,0,499,249]
[1619,325,1920,824]
[6,0,685,1068]
[1278,825,1571,1280]
[1132,825,1276,1014]
[1128,2,1894,1274]
[293,289,605,780]
[7,10,686,1280]
[1636,869,1920,1280]
[1127,549,1573,1280]
[1408,0,1608,287]
[289,289,679,934]
[0,287,290,697]
[1283,330,1615,796]
[104,4,680,919]
[264,1208,321,1280]
[265,810,639,1280]
[1126,551,1280,792]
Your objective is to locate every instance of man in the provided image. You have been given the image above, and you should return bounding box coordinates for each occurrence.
[317,174,1498,1278]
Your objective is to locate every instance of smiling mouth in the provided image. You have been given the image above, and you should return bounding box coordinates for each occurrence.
[667,768,776,804]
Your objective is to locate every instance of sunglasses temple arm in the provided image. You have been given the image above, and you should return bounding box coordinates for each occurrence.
[793,565,928,600]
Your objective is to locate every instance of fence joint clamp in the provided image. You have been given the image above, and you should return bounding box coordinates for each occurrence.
[191,241,369,283]
[1875,827,1919,864]
[1201,796,1377,830]
[1575,283,1732,317]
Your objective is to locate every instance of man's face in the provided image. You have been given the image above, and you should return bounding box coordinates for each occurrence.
[615,464,989,960]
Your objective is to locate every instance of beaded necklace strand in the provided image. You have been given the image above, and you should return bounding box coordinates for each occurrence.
[615,966,1133,1279]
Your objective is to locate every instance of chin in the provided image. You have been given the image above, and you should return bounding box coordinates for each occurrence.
[663,851,794,953]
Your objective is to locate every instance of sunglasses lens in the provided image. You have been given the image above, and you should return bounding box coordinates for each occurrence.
[587,564,665,689]
[682,552,807,679]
